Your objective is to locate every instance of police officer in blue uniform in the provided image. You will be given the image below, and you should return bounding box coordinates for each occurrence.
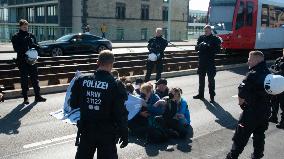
[226,51,271,159]
[70,50,129,159]
[193,25,221,102]
[11,19,46,104]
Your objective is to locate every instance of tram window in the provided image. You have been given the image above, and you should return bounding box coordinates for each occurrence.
[236,1,245,30]
[261,5,269,27]
[262,4,284,28]
[246,2,254,26]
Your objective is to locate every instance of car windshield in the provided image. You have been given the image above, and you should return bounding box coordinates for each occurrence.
[56,34,74,42]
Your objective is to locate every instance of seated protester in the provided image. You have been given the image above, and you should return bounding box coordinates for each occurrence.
[120,76,131,85]
[111,70,119,79]
[145,82,165,116]
[162,87,190,138]
[134,78,144,95]
[155,78,169,99]
[126,83,135,95]
[128,83,164,135]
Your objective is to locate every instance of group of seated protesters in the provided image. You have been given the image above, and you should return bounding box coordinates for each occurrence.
[117,75,191,143]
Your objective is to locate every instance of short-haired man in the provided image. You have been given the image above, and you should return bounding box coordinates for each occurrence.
[70,50,129,159]
[193,25,221,102]
[145,28,168,82]
[11,19,46,104]
[155,78,169,99]
[226,51,271,159]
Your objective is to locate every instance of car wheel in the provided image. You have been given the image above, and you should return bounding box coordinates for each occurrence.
[97,45,107,53]
[51,47,63,57]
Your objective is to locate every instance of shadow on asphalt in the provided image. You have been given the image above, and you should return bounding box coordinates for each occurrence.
[0,102,37,135]
[201,99,238,130]
[129,125,194,157]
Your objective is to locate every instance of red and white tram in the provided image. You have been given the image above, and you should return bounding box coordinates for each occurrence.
[208,0,284,51]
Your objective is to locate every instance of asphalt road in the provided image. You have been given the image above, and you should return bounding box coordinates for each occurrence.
[0,66,283,159]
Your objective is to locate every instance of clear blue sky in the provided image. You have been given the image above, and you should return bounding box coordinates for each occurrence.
[189,0,210,11]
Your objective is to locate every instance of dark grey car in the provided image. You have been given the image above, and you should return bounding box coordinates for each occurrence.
[38,33,112,56]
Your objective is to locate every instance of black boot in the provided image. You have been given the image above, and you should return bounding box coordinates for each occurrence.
[35,96,47,103]
[210,95,215,103]
[193,94,204,99]
[276,121,284,129]
[225,153,237,159]
[268,115,278,124]
[251,153,263,159]
[23,97,29,105]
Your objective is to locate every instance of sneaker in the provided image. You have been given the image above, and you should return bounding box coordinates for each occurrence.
[268,116,278,124]
[23,98,29,104]
[193,94,204,99]
[35,96,47,102]
[276,121,284,129]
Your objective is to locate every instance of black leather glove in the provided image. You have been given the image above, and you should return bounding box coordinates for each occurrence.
[118,135,128,148]
[117,129,128,148]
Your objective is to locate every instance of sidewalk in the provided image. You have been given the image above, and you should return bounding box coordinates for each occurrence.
[0,40,197,53]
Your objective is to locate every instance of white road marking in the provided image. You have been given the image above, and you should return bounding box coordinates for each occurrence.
[1,139,75,159]
[23,134,76,149]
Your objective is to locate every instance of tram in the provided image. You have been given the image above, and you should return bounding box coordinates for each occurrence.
[208,0,284,51]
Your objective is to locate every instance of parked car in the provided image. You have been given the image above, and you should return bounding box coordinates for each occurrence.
[38,33,112,56]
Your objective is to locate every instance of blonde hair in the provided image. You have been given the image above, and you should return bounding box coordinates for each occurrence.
[140,83,153,95]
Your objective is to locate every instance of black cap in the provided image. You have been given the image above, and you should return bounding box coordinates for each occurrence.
[156,78,167,85]
[135,78,144,85]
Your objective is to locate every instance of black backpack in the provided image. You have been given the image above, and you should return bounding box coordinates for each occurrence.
[147,116,169,143]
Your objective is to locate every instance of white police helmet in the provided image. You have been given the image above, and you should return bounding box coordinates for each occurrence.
[264,74,284,95]
[148,53,158,61]
[25,48,39,65]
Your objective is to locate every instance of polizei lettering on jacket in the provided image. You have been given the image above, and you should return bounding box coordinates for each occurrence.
[82,80,109,90]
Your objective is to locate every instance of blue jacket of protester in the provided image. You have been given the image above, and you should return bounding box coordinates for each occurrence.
[146,93,164,116]
[178,98,191,125]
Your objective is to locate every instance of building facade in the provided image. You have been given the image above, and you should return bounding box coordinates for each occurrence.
[1,0,189,42]
[0,0,72,42]
[73,0,189,41]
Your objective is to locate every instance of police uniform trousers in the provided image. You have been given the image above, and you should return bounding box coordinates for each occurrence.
[145,59,163,82]
[18,62,40,98]
[270,94,284,122]
[75,126,118,159]
[229,109,270,158]
[197,65,216,97]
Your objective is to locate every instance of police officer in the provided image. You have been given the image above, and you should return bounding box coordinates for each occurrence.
[226,51,271,159]
[0,86,4,102]
[11,19,46,104]
[269,51,284,129]
[70,50,129,159]
[145,28,168,82]
[193,25,221,102]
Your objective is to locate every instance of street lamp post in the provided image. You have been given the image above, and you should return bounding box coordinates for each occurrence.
[167,0,172,42]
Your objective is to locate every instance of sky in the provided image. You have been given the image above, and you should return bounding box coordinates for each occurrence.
[189,0,210,11]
